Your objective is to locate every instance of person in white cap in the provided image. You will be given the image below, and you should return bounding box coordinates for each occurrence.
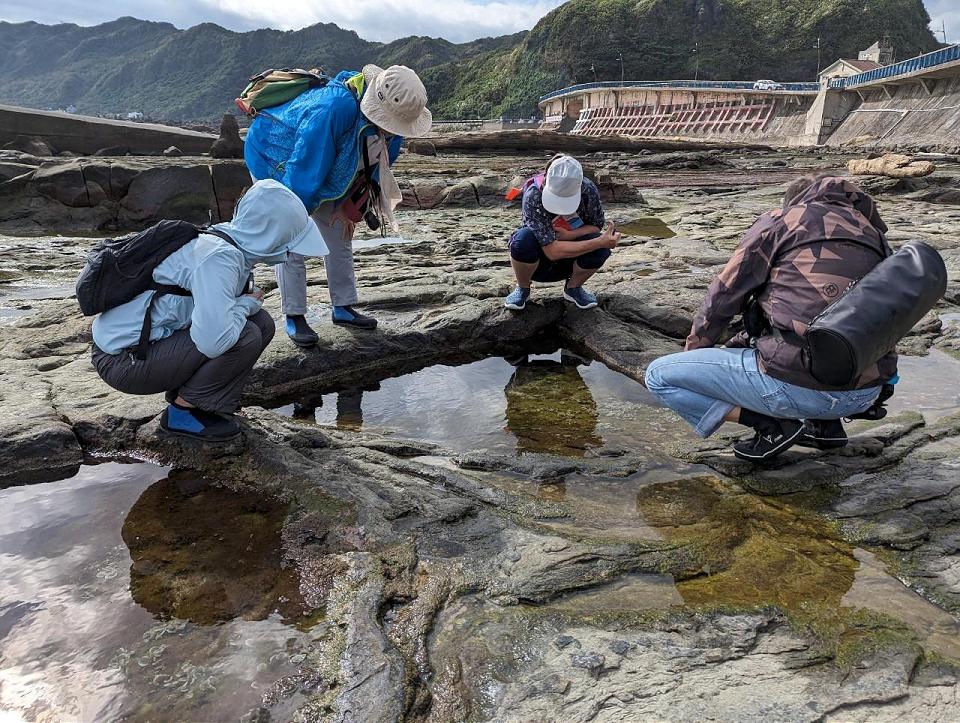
[505,154,621,311]
[246,64,432,346]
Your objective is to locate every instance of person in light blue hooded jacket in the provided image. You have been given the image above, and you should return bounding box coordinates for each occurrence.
[91,180,328,442]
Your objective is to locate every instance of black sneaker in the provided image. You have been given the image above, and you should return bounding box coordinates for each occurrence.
[159,405,241,441]
[285,315,320,348]
[797,419,848,450]
[332,305,378,330]
[733,415,804,461]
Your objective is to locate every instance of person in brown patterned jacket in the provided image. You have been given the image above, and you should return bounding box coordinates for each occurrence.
[645,175,898,461]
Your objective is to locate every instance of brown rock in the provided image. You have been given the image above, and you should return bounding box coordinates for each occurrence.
[2,136,54,157]
[32,161,90,207]
[847,154,936,178]
[119,164,217,226]
[406,140,437,156]
[210,114,244,159]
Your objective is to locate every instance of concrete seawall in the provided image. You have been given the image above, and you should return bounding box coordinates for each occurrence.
[541,85,818,147]
[826,76,960,149]
[0,105,216,155]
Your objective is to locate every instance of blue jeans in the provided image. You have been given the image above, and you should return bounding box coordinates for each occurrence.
[645,348,881,438]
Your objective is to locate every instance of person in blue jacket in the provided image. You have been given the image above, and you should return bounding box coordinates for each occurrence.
[245,64,432,346]
[91,180,328,442]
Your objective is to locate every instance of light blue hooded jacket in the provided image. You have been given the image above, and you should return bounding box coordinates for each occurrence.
[92,180,327,357]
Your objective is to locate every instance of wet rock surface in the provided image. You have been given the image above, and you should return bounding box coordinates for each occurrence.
[3,146,960,720]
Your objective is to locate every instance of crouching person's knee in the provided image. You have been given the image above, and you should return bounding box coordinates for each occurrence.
[250,309,276,347]
[577,246,611,270]
[644,355,669,398]
[234,319,264,357]
[509,228,541,264]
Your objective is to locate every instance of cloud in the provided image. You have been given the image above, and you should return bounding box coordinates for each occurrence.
[204,0,566,42]
[0,0,566,42]
[926,0,960,44]
[0,0,955,46]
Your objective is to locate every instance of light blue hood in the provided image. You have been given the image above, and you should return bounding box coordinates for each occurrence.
[92,180,326,358]
[215,179,328,265]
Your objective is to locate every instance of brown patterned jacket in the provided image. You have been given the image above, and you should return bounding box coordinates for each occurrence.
[686,177,898,390]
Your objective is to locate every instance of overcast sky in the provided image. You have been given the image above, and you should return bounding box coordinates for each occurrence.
[0,0,956,45]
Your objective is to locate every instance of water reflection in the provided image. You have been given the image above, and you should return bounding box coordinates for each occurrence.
[618,217,676,239]
[292,385,375,431]
[272,349,663,457]
[121,471,310,626]
[503,353,602,456]
[0,462,317,721]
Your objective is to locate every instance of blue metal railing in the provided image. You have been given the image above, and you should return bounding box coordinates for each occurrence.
[538,79,820,104]
[828,44,960,89]
[539,45,960,101]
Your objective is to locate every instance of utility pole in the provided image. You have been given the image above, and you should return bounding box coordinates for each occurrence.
[814,36,822,76]
[591,63,597,82]
[693,42,700,81]
[617,51,624,84]
[941,20,949,45]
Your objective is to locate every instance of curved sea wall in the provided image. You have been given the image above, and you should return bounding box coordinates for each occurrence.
[826,76,960,150]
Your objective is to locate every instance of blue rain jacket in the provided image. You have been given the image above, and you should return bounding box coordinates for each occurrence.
[244,70,403,212]
[92,180,325,357]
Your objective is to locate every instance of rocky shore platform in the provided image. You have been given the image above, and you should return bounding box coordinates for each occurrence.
[3,144,960,721]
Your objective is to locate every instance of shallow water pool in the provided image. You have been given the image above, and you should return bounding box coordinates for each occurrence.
[0,462,317,721]
[274,350,683,457]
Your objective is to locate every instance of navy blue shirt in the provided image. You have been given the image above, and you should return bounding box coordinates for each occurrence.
[522,178,605,246]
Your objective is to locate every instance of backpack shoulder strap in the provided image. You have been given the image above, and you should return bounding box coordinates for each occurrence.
[200,226,239,247]
[134,225,237,361]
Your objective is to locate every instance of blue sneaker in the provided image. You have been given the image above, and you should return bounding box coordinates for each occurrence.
[504,287,531,310]
[332,305,378,330]
[562,286,598,309]
[285,315,319,347]
[159,404,240,441]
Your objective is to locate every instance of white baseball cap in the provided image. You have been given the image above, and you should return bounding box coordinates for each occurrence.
[360,64,433,138]
[541,155,583,216]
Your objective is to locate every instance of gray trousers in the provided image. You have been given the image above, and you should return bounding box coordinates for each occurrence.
[92,310,275,413]
[276,208,357,314]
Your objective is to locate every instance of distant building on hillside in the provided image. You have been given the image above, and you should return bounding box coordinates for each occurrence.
[818,57,883,84]
[859,39,894,65]
[818,40,892,84]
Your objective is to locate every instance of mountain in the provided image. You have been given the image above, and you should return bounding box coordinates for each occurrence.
[0,1,941,122]
[423,0,942,118]
[0,16,521,121]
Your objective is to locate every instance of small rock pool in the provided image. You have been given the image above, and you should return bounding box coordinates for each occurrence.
[273,350,680,457]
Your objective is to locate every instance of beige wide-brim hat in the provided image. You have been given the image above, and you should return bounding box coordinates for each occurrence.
[360,64,433,138]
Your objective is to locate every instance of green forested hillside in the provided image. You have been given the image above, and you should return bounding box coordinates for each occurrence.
[0,0,940,122]
[423,0,940,118]
[0,16,520,121]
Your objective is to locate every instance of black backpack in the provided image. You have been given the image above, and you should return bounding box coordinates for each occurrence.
[802,240,947,387]
[77,220,237,359]
[745,239,947,390]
